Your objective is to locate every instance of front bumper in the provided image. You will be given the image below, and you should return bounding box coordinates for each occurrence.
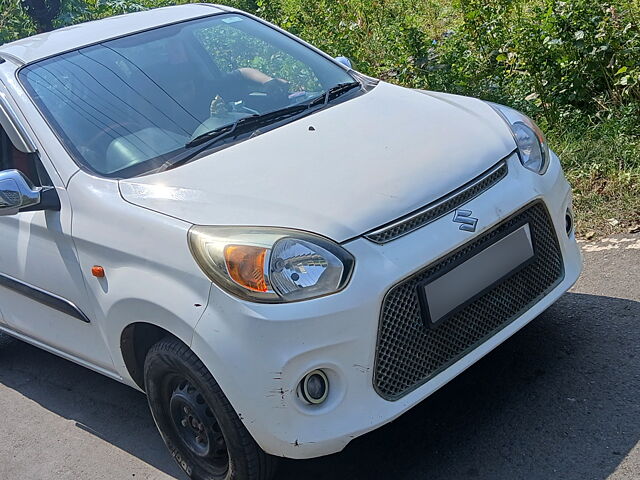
[191,151,582,459]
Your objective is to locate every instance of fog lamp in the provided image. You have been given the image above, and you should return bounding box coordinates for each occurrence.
[565,208,574,236]
[299,370,329,405]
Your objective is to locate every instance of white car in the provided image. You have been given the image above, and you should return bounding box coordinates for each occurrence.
[0,4,582,480]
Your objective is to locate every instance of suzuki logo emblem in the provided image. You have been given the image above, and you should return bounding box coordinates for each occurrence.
[453,209,478,232]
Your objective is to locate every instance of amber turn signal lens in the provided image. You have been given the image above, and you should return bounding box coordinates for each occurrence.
[91,266,105,278]
[224,245,268,292]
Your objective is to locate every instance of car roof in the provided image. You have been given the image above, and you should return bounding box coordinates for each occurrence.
[0,4,225,66]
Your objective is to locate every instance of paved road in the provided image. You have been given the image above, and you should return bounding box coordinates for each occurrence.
[1,235,639,480]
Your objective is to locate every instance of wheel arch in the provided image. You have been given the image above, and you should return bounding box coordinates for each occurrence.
[120,322,181,390]
[109,296,205,391]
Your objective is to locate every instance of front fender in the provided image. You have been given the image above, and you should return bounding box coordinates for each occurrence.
[67,171,212,384]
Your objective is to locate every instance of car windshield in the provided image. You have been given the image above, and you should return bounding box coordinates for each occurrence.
[19,13,357,178]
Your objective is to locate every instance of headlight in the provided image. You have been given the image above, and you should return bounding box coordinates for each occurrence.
[188,226,355,303]
[488,102,550,174]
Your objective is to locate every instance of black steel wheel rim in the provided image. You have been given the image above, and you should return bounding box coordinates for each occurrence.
[168,379,229,474]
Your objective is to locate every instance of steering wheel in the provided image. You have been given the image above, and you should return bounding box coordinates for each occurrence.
[241,78,291,112]
[263,78,290,99]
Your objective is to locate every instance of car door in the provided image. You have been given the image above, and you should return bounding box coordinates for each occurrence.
[0,120,115,373]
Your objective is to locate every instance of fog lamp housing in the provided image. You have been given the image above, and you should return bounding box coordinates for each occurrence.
[298,370,329,405]
[565,207,574,236]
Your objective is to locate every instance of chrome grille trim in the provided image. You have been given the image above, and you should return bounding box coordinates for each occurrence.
[364,160,509,244]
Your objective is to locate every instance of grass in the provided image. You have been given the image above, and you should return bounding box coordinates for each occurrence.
[547,121,640,237]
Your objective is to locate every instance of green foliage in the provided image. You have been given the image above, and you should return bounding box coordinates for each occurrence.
[234,0,639,125]
[251,0,452,89]
[21,0,62,32]
[195,20,322,91]
[1,0,639,233]
[55,0,168,26]
[3,0,637,124]
[438,0,640,124]
[0,0,36,43]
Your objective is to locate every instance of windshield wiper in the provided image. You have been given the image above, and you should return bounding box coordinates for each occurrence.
[156,104,310,172]
[184,103,311,149]
[185,81,361,149]
[159,81,362,172]
[321,81,361,104]
[183,117,253,149]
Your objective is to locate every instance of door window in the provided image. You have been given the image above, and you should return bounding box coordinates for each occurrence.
[0,127,41,185]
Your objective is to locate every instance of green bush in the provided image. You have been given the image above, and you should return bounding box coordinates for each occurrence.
[3,0,637,124]
[0,0,35,44]
[441,0,639,122]
[207,1,636,121]
[1,0,639,233]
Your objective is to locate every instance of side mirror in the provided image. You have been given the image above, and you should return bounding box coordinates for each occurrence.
[334,56,353,69]
[0,169,42,216]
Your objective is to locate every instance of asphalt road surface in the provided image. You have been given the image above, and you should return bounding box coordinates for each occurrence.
[1,234,639,480]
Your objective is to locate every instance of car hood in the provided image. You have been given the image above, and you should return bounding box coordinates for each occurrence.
[119,82,516,242]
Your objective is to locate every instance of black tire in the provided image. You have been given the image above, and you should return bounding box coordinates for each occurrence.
[144,337,277,480]
[0,331,14,349]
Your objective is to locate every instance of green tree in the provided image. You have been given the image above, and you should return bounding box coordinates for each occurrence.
[20,0,61,32]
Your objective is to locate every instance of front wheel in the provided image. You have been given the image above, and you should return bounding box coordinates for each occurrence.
[0,330,14,349]
[144,337,277,480]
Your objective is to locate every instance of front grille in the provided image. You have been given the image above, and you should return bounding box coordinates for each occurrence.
[365,160,508,244]
[374,202,564,400]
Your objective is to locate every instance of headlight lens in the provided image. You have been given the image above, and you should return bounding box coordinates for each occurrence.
[488,102,550,174]
[188,226,354,303]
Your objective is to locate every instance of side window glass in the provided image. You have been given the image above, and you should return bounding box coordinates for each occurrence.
[0,126,41,185]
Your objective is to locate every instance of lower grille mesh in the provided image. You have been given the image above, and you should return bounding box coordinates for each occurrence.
[373,202,564,400]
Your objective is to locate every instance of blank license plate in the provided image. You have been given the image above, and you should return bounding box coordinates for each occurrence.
[421,223,535,327]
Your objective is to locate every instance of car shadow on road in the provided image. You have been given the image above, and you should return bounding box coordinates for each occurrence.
[1,292,639,480]
[0,332,185,478]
